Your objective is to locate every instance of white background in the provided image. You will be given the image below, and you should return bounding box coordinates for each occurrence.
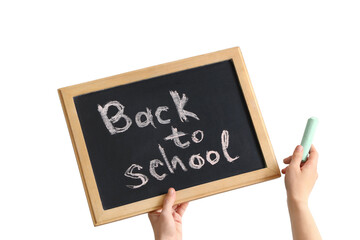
[1,1,359,239]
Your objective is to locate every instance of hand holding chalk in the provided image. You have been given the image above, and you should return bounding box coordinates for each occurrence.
[300,117,319,162]
[282,145,321,239]
[281,119,321,239]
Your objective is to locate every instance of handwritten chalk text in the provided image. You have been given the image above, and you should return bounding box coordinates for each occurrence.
[96,90,240,189]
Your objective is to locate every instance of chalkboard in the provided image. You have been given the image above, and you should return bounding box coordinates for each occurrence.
[58,47,280,226]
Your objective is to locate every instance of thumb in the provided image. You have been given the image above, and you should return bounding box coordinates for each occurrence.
[162,188,176,214]
[289,145,303,169]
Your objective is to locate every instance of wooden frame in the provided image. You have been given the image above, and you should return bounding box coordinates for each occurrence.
[58,47,280,226]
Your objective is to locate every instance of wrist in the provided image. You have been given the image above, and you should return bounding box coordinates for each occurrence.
[156,235,173,240]
[156,235,178,240]
[287,197,309,210]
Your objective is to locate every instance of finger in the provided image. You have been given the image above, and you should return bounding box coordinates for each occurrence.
[303,144,319,169]
[148,209,161,222]
[308,144,318,163]
[176,202,189,217]
[173,211,182,223]
[162,188,176,214]
[289,145,303,169]
[281,166,288,174]
[149,208,162,214]
[283,155,292,164]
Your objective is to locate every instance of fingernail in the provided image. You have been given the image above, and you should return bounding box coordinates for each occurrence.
[169,188,175,194]
[296,145,303,152]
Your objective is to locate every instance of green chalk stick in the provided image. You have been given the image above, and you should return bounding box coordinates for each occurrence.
[300,117,319,162]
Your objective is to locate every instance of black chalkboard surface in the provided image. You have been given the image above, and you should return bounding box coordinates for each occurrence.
[74,60,265,210]
[58,47,280,226]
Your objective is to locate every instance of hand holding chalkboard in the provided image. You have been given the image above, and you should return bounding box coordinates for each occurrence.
[58,47,280,226]
[148,188,189,240]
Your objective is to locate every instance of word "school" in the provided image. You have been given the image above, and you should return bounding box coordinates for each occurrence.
[124,130,239,189]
